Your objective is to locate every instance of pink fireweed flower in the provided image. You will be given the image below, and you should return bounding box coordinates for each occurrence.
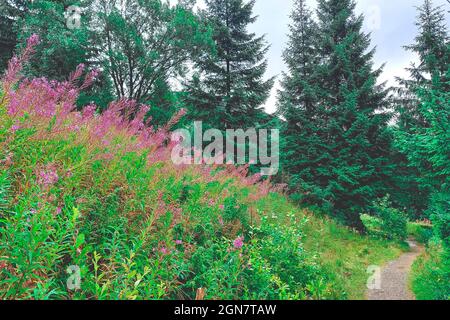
[219,204,225,210]
[10,125,20,132]
[2,34,40,91]
[163,108,187,131]
[55,207,62,215]
[82,104,97,120]
[37,165,59,186]
[80,69,100,90]
[68,64,85,85]
[160,247,168,255]
[27,34,40,47]
[233,236,244,249]
[129,105,150,134]
[175,240,183,245]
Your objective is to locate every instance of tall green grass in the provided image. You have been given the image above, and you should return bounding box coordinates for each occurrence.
[257,195,403,299]
[410,239,449,300]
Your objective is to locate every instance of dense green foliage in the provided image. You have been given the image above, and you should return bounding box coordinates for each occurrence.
[90,0,213,121]
[0,1,28,70]
[278,0,391,226]
[17,0,92,80]
[407,221,433,245]
[411,239,450,300]
[14,0,115,109]
[360,197,408,241]
[391,0,449,217]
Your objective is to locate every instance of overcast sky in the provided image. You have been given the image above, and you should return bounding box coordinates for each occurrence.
[178,0,450,113]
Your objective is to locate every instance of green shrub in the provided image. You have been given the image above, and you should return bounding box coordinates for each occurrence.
[182,213,336,300]
[429,192,450,250]
[411,240,450,300]
[360,214,384,237]
[407,222,433,244]
[411,192,450,300]
[361,196,407,241]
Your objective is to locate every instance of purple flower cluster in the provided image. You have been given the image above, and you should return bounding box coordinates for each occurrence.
[37,164,59,187]
[2,34,40,92]
[2,37,187,166]
[233,236,244,249]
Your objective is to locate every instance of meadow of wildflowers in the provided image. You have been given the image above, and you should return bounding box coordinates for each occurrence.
[0,36,402,300]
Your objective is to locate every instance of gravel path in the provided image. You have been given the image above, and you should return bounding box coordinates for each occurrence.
[367,239,424,300]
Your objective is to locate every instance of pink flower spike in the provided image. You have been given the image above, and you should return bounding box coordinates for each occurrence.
[26,34,40,47]
[233,236,244,249]
[80,69,100,90]
[175,240,183,245]
[37,164,59,186]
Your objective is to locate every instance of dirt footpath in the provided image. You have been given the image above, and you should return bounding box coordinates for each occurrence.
[367,240,424,300]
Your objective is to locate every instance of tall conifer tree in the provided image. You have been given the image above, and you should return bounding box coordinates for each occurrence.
[396,0,449,128]
[315,0,391,224]
[281,0,391,225]
[392,0,449,218]
[277,0,321,196]
[186,0,274,130]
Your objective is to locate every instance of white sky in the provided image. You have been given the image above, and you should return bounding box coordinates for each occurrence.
[174,0,450,113]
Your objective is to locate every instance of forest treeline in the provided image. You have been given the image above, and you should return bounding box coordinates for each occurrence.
[0,0,449,298]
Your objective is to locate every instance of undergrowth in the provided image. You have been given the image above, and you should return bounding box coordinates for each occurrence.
[0,35,402,300]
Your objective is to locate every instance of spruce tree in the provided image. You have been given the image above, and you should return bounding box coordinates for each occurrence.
[391,0,449,218]
[186,0,274,130]
[277,0,321,198]
[402,0,449,88]
[282,0,391,225]
[317,0,392,224]
[396,51,449,265]
[396,0,449,128]
[401,0,450,188]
